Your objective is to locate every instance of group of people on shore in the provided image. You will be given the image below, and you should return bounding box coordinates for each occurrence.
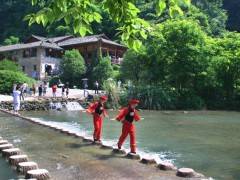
[87,96,141,154]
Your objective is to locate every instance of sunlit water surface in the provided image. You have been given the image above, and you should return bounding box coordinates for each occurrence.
[21,110,240,180]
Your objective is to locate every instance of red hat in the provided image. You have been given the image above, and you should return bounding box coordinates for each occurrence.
[129,99,140,105]
[100,96,108,101]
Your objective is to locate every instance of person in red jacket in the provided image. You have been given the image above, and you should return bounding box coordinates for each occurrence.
[115,99,141,154]
[87,96,108,142]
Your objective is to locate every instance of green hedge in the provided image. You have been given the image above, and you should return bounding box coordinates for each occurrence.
[0,70,35,94]
[120,84,206,110]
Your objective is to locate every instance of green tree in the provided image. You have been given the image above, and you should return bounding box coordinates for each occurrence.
[0,59,20,71]
[120,49,147,84]
[92,56,113,86]
[0,70,35,94]
[192,0,227,36]
[60,50,86,87]
[210,32,240,98]
[155,20,209,92]
[3,36,20,45]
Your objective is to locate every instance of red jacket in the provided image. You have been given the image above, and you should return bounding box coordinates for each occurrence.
[116,107,141,122]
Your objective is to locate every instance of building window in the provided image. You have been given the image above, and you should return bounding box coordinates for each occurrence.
[33,65,37,71]
[23,48,37,58]
[22,66,25,72]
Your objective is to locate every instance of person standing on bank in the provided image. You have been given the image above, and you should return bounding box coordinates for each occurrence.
[115,99,141,154]
[94,81,99,94]
[65,82,69,98]
[86,96,108,143]
[38,84,43,97]
[62,85,65,98]
[13,85,21,114]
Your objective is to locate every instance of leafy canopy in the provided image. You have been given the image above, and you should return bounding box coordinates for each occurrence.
[26,0,191,51]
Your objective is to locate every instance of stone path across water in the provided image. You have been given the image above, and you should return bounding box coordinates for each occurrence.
[0,110,204,180]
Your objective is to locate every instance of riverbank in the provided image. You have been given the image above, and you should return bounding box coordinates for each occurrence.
[0,110,204,179]
[0,98,87,111]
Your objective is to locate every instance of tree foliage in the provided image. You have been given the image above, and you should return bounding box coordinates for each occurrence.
[92,56,113,86]
[26,0,191,51]
[0,70,35,94]
[0,59,20,71]
[3,36,20,45]
[60,49,86,86]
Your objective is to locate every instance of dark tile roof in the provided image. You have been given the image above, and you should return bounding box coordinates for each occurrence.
[58,34,126,48]
[0,34,126,53]
[0,41,62,52]
[47,35,74,43]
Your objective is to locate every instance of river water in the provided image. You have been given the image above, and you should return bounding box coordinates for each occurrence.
[22,110,240,180]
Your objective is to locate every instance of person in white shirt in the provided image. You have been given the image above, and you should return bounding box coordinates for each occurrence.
[13,85,21,114]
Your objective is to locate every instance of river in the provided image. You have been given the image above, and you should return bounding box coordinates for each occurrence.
[21,110,240,180]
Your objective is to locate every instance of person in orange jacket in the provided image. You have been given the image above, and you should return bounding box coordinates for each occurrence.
[115,99,141,154]
[87,96,108,142]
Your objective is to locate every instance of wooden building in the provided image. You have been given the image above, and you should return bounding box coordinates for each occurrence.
[0,34,127,79]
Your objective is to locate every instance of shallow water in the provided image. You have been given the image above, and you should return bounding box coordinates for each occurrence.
[22,110,240,180]
[0,111,182,180]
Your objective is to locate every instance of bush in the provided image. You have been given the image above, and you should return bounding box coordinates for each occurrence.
[0,70,35,94]
[92,56,113,86]
[60,49,86,87]
[176,90,206,110]
[49,76,60,87]
[120,84,206,110]
[0,59,20,71]
[103,78,120,109]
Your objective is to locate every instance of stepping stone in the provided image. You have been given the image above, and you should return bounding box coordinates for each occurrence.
[126,153,141,160]
[141,158,157,165]
[158,162,176,170]
[17,161,38,175]
[0,143,13,151]
[112,148,127,155]
[26,169,50,180]
[60,129,69,134]
[9,154,28,166]
[176,168,195,177]
[101,144,113,150]
[92,141,102,145]
[2,148,21,158]
[72,133,81,138]
[0,140,8,145]
[83,138,93,143]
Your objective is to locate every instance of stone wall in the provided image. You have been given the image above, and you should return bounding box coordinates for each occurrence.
[0,98,87,111]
